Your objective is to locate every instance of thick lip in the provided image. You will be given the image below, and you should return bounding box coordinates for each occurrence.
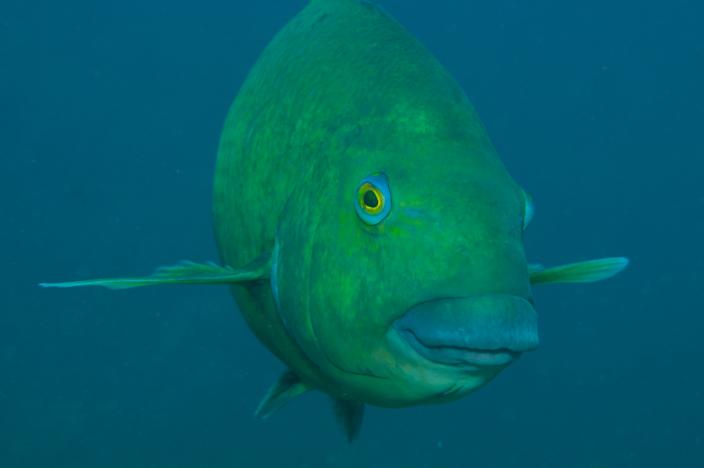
[393,295,539,369]
[398,328,521,368]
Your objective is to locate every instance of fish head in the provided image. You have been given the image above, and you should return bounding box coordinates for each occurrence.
[273,130,538,407]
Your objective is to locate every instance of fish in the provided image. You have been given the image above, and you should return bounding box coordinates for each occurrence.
[41,0,628,440]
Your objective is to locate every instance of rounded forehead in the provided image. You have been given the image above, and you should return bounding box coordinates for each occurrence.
[341,141,522,208]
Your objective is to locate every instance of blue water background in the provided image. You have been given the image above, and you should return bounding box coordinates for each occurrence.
[2,0,703,466]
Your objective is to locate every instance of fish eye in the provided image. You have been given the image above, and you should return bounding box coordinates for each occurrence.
[355,173,391,225]
[522,191,534,230]
[360,184,382,213]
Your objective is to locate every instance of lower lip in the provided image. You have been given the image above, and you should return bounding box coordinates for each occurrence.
[398,328,520,369]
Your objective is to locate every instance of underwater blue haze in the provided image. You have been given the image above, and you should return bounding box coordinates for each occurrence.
[1,0,703,467]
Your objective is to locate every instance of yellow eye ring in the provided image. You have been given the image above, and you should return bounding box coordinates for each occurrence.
[354,173,391,225]
[358,182,385,215]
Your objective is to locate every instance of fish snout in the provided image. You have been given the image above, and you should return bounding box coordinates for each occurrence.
[393,295,538,369]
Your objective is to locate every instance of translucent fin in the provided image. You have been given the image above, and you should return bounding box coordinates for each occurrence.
[255,370,310,420]
[529,257,629,285]
[522,191,535,229]
[332,398,364,442]
[40,256,271,290]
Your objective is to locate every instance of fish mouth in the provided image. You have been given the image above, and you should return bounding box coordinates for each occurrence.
[393,295,539,370]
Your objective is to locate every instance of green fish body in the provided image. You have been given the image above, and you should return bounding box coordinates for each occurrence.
[42,0,628,439]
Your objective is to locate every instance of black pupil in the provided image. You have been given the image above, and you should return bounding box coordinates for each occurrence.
[363,189,379,208]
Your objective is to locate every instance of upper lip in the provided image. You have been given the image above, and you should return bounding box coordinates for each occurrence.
[393,294,539,368]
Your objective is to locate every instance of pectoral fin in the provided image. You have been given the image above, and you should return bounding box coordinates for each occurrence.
[255,370,310,419]
[529,257,629,285]
[40,255,271,290]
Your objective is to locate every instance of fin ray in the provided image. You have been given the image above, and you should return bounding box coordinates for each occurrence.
[40,256,271,290]
[529,257,629,285]
[255,371,309,419]
[332,398,364,442]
